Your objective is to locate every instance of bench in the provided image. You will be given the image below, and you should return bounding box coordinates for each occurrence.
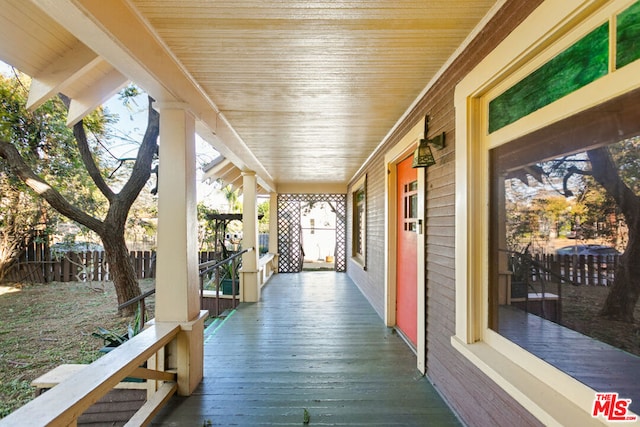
[32,364,148,425]
[32,363,148,394]
[4,322,181,426]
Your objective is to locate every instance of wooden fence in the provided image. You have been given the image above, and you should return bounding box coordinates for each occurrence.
[4,250,224,284]
[4,247,619,287]
[526,253,619,286]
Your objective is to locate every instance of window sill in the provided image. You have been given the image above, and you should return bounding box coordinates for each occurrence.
[450,335,610,426]
[350,255,366,270]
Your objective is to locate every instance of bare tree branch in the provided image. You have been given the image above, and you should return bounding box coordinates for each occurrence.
[113,97,159,216]
[0,139,104,233]
[73,121,116,202]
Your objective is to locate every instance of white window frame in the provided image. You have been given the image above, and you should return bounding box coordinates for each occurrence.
[351,174,367,268]
[452,0,640,424]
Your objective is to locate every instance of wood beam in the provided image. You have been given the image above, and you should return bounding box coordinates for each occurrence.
[66,65,129,126]
[26,41,98,111]
[30,0,275,192]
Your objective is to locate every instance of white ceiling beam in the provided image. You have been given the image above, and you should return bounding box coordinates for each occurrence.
[26,41,98,111]
[29,0,275,192]
[221,168,243,187]
[225,173,243,191]
[202,158,236,182]
[215,163,240,182]
[195,121,275,193]
[66,66,128,126]
[202,158,231,181]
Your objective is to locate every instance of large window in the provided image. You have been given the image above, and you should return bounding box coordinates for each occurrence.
[453,0,640,422]
[489,91,640,408]
[352,175,366,267]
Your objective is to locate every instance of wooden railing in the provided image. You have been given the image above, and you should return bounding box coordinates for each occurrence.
[119,287,156,332]
[0,249,278,426]
[199,248,249,317]
[198,249,278,316]
[0,321,182,426]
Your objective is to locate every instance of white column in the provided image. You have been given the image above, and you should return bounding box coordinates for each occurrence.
[268,192,278,254]
[154,104,206,395]
[155,104,199,322]
[241,171,260,302]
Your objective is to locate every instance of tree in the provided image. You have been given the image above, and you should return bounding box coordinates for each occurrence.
[258,200,270,234]
[0,171,46,281]
[197,202,219,251]
[0,73,158,315]
[221,185,241,213]
[0,72,100,281]
[510,137,640,322]
[587,146,640,322]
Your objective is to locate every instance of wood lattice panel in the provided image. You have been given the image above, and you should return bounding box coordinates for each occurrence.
[277,194,346,273]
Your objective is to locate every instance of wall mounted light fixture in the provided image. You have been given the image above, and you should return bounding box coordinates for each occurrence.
[412,114,445,168]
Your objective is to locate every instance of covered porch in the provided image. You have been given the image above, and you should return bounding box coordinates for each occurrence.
[154,271,459,426]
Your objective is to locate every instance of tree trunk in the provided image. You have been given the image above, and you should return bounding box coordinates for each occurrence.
[100,230,141,316]
[600,238,640,321]
[588,147,640,322]
[0,97,158,315]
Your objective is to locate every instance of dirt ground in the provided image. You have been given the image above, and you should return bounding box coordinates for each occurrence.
[560,284,640,356]
[0,279,155,418]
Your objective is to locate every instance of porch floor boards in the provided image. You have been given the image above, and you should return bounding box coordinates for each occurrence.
[499,305,640,414]
[152,271,460,426]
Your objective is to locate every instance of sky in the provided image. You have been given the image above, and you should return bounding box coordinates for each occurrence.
[0,60,226,206]
[102,91,223,203]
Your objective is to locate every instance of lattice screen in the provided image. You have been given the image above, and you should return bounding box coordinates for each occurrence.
[277,194,346,272]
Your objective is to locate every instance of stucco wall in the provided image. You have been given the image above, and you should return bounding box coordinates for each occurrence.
[346,1,545,426]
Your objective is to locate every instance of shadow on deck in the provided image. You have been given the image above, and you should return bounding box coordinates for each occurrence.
[152,271,460,426]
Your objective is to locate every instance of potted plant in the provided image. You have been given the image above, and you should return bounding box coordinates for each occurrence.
[91,305,146,382]
[92,304,144,353]
[220,261,240,295]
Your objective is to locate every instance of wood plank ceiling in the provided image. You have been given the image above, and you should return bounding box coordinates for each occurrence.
[0,0,498,192]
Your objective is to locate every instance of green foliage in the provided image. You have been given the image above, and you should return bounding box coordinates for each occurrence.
[609,136,640,192]
[504,137,640,252]
[92,304,145,348]
[92,326,129,348]
[198,202,220,251]
[0,379,33,418]
[0,72,108,222]
[222,185,241,213]
[258,199,270,233]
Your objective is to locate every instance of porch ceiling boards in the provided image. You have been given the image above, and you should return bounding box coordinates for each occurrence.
[152,272,461,425]
[0,0,497,190]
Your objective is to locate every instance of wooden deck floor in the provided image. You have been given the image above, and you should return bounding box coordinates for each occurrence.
[152,271,460,426]
[499,305,640,414]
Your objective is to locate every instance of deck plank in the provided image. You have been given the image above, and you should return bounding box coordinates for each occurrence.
[499,305,640,414]
[152,271,460,426]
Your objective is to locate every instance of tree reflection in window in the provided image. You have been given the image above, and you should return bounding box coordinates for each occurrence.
[491,135,640,353]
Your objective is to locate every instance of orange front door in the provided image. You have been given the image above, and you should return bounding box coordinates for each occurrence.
[396,155,418,346]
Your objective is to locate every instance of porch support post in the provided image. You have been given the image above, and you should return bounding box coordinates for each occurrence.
[155,103,206,395]
[268,192,279,270]
[241,171,260,302]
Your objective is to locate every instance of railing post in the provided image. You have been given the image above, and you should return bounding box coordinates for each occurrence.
[231,257,238,308]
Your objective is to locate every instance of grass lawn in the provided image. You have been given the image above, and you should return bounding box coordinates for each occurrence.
[0,278,155,418]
